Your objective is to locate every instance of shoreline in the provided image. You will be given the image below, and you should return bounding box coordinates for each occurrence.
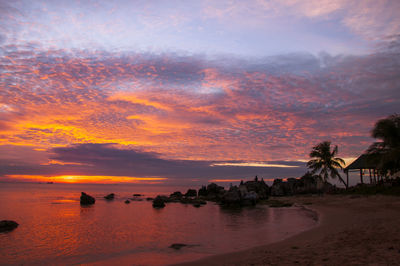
[174,194,400,266]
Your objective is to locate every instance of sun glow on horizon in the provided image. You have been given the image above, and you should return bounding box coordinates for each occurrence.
[4,175,168,184]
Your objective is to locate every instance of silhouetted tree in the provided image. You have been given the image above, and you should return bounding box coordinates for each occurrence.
[367,114,400,176]
[307,141,347,187]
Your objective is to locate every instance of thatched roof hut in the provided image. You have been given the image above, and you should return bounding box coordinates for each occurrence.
[344,153,381,184]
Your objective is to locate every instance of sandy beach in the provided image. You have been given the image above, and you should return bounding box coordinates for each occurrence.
[176,194,400,266]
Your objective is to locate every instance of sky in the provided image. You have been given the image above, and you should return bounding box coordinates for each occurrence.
[1,0,399,186]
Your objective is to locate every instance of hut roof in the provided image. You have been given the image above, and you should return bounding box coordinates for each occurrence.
[344,154,379,171]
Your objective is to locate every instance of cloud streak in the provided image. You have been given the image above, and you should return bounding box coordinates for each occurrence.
[0,144,307,185]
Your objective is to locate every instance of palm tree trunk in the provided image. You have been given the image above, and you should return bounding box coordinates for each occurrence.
[338,174,348,189]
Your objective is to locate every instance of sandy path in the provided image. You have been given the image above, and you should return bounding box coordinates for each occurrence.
[175,195,400,266]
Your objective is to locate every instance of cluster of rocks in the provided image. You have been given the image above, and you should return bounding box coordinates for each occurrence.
[152,189,207,208]
[151,177,270,208]
[78,174,334,209]
[219,177,270,207]
[80,192,149,205]
[270,173,334,196]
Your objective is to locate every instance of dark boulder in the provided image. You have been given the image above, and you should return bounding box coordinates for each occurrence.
[198,186,207,197]
[133,194,142,197]
[124,200,130,204]
[221,186,241,206]
[169,191,183,202]
[271,179,288,196]
[80,192,95,205]
[242,191,258,206]
[104,193,115,200]
[295,173,320,194]
[270,173,334,196]
[185,189,197,198]
[0,220,19,232]
[199,183,225,200]
[206,183,225,195]
[169,243,187,250]
[152,195,166,208]
[170,191,183,197]
[243,179,269,199]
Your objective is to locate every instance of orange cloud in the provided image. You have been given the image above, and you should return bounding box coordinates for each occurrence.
[108,93,172,111]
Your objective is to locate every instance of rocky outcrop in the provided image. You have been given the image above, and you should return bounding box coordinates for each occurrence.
[221,184,262,207]
[270,178,299,196]
[169,191,183,202]
[198,183,225,201]
[197,178,271,207]
[0,220,19,232]
[152,195,166,208]
[179,197,207,206]
[270,173,335,196]
[270,179,286,196]
[104,193,115,200]
[242,191,258,206]
[220,186,241,206]
[198,186,207,197]
[184,189,197,198]
[242,178,269,200]
[166,191,207,206]
[80,192,95,205]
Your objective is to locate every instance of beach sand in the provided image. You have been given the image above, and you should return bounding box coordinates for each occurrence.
[176,194,400,266]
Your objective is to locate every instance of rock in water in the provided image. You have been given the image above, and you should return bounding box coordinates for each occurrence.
[169,243,187,250]
[0,220,19,232]
[80,192,95,205]
[104,193,115,200]
[152,195,166,208]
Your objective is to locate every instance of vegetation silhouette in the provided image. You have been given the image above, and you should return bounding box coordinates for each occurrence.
[367,114,400,176]
[307,141,347,188]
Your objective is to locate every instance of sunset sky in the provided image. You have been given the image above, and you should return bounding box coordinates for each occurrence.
[1,0,399,186]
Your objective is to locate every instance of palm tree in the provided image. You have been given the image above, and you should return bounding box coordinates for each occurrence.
[307,141,347,188]
[368,114,400,176]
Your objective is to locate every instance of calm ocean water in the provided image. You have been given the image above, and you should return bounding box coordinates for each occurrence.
[0,183,317,265]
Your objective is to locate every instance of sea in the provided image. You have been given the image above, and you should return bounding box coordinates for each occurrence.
[0,182,317,265]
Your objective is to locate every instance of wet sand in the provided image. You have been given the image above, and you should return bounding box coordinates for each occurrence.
[176,194,400,266]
